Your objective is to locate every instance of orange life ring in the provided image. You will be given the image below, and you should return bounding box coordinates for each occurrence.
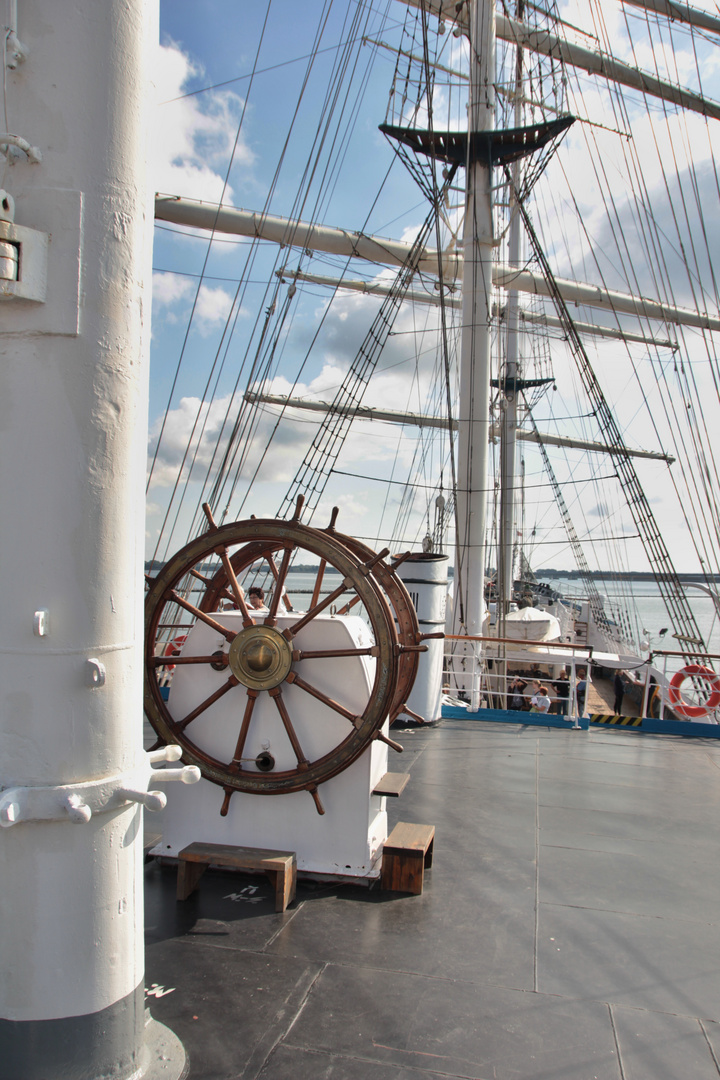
[668,664,720,719]
[162,634,187,672]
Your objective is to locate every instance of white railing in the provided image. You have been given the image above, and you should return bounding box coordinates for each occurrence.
[444,633,594,720]
[645,649,720,723]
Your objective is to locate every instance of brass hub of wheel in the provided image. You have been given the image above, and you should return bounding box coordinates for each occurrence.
[228,624,293,690]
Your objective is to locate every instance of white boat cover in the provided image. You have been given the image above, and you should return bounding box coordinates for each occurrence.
[503,606,561,642]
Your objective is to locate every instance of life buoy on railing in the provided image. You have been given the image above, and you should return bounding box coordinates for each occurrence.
[162,634,187,673]
[667,664,720,719]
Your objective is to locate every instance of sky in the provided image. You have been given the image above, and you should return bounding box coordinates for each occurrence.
[147,0,720,578]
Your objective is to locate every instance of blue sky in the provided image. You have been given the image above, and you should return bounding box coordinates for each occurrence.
[149,0,445,562]
[147,0,720,578]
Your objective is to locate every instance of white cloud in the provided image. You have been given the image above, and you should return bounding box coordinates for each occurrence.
[151,40,254,204]
[151,273,238,332]
[147,389,315,493]
[195,284,236,331]
[152,271,193,307]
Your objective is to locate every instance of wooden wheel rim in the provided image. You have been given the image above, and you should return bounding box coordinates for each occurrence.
[145,518,399,795]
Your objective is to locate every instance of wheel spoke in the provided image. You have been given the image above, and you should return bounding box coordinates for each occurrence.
[395,704,424,724]
[375,730,404,753]
[229,689,258,767]
[336,595,361,616]
[285,670,358,724]
[308,785,325,816]
[310,560,326,610]
[168,590,237,643]
[283,579,350,639]
[152,653,228,667]
[216,546,254,626]
[189,568,213,585]
[269,687,310,768]
[176,674,240,731]
[266,545,293,623]
[191,567,235,607]
[292,647,378,660]
[265,552,294,611]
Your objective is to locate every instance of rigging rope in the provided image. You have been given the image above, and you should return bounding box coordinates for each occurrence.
[510,167,707,656]
[524,397,615,638]
[274,166,458,523]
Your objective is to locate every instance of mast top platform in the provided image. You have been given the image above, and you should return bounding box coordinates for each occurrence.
[379,116,575,168]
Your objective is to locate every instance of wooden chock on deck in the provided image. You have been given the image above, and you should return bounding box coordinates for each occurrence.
[177,841,297,912]
[381,821,435,895]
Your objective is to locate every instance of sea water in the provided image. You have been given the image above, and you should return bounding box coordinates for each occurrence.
[536,576,720,650]
[280,569,719,670]
[250,567,720,672]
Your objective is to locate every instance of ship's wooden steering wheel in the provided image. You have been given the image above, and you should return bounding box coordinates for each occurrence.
[144,503,407,814]
[197,510,425,724]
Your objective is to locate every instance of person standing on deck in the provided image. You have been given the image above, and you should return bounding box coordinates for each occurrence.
[613,671,626,714]
[530,685,552,714]
[575,668,588,716]
[508,676,527,711]
[525,680,541,710]
[554,669,569,715]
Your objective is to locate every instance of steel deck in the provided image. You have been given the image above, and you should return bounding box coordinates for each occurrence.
[144,718,720,1079]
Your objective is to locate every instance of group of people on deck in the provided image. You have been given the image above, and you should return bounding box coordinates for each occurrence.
[507,666,588,716]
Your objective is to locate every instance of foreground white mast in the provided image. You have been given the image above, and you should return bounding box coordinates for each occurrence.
[0,2,190,1076]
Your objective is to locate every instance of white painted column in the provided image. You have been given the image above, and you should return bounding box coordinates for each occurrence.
[396,555,449,723]
[0,2,179,1077]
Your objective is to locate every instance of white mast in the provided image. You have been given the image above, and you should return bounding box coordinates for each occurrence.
[498,4,526,620]
[453,0,495,657]
[0,2,190,1077]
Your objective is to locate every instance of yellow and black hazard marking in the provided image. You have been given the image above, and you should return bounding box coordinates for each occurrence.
[590,713,643,726]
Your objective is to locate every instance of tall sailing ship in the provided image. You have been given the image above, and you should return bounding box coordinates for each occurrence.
[148,0,720,720]
[4,2,720,1077]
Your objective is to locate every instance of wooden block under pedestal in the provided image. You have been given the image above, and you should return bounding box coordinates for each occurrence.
[381,822,435,895]
[176,841,297,912]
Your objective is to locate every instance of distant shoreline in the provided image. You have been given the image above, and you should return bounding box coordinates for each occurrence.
[145,560,717,583]
[535,570,720,582]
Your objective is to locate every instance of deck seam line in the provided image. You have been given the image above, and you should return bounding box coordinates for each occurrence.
[608,1002,627,1079]
[281,962,326,1040]
[534,739,540,993]
[537,898,719,925]
[262,901,304,950]
[539,842,665,852]
[699,1019,720,1075]
[279,1041,486,1079]
[282,957,544,994]
[239,961,327,1080]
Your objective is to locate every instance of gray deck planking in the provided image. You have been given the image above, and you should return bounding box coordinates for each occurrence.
[144,719,720,1079]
